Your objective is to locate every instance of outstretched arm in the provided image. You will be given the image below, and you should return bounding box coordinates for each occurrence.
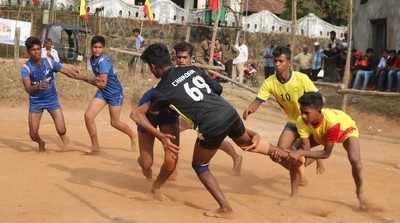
[291,141,334,160]
[243,99,262,120]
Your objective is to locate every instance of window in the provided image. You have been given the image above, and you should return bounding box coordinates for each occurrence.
[247,24,250,28]
[360,0,368,4]
[119,10,122,16]
[135,12,139,17]
[174,15,177,20]
[254,24,257,29]
[279,26,282,31]
[128,11,131,16]
[272,26,275,31]
[301,29,304,35]
[287,28,290,32]
[320,31,323,36]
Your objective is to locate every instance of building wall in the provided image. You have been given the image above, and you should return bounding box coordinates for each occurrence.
[353,0,400,51]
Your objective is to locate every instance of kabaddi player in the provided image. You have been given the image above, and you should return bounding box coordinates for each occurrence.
[83,36,136,154]
[242,46,324,195]
[21,36,87,151]
[137,43,288,218]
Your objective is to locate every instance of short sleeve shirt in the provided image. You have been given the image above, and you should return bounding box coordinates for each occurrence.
[257,71,318,123]
[90,54,123,97]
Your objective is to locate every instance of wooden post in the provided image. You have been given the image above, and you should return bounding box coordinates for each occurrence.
[14,27,20,64]
[290,0,297,65]
[341,0,353,111]
[185,26,191,42]
[208,0,222,65]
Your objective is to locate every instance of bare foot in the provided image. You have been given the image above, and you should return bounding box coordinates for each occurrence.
[204,208,234,219]
[84,146,100,155]
[137,157,152,180]
[232,155,243,176]
[151,188,171,202]
[38,141,46,152]
[60,135,70,150]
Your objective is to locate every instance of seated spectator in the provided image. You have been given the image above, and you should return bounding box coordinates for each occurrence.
[352,48,376,90]
[376,49,390,91]
[244,63,258,87]
[387,50,400,92]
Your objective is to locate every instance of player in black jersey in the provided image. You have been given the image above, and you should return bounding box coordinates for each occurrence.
[137,43,289,219]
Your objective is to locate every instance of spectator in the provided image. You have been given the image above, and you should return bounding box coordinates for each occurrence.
[294,45,313,77]
[212,39,223,64]
[221,36,237,77]
[311,42,326,81]
[232,36,248,84]
[244,63,258,87]
[352,48,376,90]
[387,50,400,92]
[197,34,211,64]
[41,38,60,62]
[329,31,343,50]
[376,49,390,91]
[133,28,144,51]
[262,42,275,79]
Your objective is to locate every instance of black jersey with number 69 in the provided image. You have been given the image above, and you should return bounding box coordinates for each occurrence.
[150,66,239,137]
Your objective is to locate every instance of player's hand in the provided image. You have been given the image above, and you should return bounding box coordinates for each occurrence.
[270,149,283,162]
[241,133,260,151]
[242,108,253,120]
[160,133,180,154]
[289,150,304,161]
[38,79,49,90]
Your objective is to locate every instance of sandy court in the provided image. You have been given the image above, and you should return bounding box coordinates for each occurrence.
[0,101,399,223]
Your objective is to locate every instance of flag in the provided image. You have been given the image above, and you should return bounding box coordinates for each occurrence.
[80,0,88,21]
[209,0,218,11]
[143,0,154,21]
[32,0,40,6]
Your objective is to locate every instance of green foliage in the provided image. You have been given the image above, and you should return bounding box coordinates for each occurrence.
[281,0,348,26]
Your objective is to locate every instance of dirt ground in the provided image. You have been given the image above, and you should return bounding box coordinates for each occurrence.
[1,91,399,223]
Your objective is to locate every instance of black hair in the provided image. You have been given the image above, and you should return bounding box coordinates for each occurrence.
[25,36,41,50]
[366,48,374,53]
[91,35,106,46]
[173,42,194,56]
[273,46,291,60]
[133,28,140,34]
[141,43,172,67]
[44,38,53,44]
[298,92,324,110]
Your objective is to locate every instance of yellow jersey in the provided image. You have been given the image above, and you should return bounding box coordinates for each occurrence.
[296,108,359,145]
[257,71,318,123]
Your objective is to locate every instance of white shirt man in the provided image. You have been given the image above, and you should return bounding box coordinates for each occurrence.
[232,39,248,84]
[41,47,60,62]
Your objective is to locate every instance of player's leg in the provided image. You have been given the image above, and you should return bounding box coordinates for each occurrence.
[108,104,136,150]
[137,128,155,180]
[219,140,243,176]
[151,122,180,197]
[84,97,107,153]
[343,136,367,210]
[48,108,69,147]
[28,111,45,151]
[192,138,233,219]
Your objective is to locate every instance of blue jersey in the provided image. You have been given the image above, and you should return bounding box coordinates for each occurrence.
[21,58,63,104]
[90,54,123,98]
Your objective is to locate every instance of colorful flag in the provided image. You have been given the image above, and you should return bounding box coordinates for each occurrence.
[209,0,218,11]
[32,0,40,6]
[143,0,154,21]
[80,0,88,21]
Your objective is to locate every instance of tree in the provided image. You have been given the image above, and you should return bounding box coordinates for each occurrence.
[281,0,348,26]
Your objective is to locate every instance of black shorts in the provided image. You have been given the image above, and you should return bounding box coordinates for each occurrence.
[137,112,178,133]
[198,116,245,150]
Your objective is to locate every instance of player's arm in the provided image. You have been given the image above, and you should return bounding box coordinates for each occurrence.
[201,70,223,95]
[130,103,180,154]
[243,79,270,120]
[21,77,46,94]
[291,140,334,160]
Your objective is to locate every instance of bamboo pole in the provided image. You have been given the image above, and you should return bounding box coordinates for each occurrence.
[338,89,400,97]
[14,6,22,66]
[208,0,222,65]
[290,0,297,65]
[341,0,354,111]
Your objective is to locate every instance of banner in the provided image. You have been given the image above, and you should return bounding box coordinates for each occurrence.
[0,18,32,46]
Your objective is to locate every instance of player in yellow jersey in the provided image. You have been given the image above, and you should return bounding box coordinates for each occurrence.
[288,92,368,210]
[243,46,323,195]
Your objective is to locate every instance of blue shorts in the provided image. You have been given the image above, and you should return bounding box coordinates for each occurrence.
[95,90,124,106]
[137,112,179,133]
[29,100,61,113]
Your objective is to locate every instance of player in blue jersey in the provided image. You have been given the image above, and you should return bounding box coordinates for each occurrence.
[21,37,88,151]
[83,35,136,154]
